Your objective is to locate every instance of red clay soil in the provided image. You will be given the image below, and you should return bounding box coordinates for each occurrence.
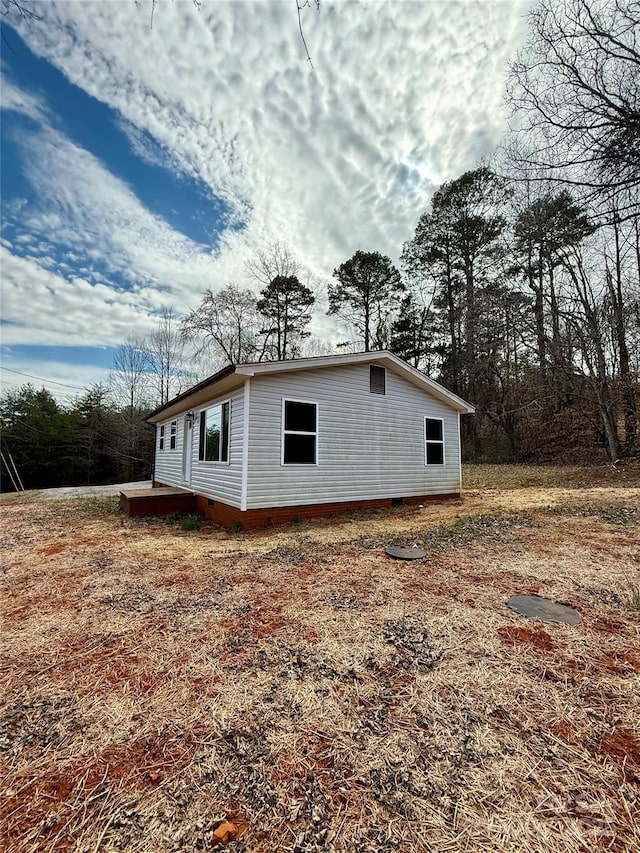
[1,729,205,851]
[548,719,581,745]
[600,729,640,769]
[591,617,628,635]
[497,625,556,651]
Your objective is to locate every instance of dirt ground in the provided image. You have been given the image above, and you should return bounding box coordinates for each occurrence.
[1,464,639,852]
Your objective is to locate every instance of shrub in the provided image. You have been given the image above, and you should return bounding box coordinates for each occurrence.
[178,514,202,532]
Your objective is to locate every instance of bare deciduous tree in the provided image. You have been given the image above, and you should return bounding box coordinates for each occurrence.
[557,238,625,460]
[246,241,301,288]
[108,336,152,414]
[148,307,187,405]
[603,208,639,447]
[108,336,154,479]
[181,283,267,367]
[507,0,640,219]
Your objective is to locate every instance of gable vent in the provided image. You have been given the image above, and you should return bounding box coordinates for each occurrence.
[369,365,386,395]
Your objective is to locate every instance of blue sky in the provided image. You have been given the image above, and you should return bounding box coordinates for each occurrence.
[1,1,530,403]
[2,28,230,247]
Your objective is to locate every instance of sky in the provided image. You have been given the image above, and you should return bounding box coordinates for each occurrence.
[0,0,531,403]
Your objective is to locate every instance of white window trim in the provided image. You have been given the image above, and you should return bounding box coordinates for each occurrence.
[281,397,319,466]
[198,399,232,465]
[169,420,178,450]
[424,416,445,466]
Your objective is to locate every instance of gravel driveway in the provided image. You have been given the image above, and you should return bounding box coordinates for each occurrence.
[37,481,153,500]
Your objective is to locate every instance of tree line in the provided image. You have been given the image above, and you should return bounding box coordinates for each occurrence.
[0,310,195,491]
[179,0,640,464]
[0,384,153,490]
[1,0,638,490]
[179,172,639,465]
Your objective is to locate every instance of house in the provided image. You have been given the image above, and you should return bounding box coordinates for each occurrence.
[141,351,475,529]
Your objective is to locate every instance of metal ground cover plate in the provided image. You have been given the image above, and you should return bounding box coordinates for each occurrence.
[506,594,582,625]
[385,545,427,561]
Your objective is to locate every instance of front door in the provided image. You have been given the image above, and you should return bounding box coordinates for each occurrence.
[182,416,193,485]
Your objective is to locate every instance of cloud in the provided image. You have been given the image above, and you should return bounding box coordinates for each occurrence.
[0,355,112,404]
[3,118,231,308]
[115,116,181,176]
[2,0,530,392]
[0,249,159,347]
[0,70,49,122]
[12,1,529,267]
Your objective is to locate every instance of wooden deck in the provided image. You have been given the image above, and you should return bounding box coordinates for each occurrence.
[119,486,196,517]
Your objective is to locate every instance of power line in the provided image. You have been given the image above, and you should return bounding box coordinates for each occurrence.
[0,366,90,391]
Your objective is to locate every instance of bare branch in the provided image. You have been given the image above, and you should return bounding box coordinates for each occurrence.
[296,0,320,68]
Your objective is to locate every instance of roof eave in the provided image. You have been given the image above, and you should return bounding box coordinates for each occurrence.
[146,364,237,423]
[375,353,476,414]
[146,351,476,422]
[235,351,474,412]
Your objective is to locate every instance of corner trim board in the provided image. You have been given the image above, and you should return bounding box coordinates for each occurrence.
[240,377,250,511]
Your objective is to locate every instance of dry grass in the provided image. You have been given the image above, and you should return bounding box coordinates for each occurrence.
[1,465,639,852]
[462,461,640,490]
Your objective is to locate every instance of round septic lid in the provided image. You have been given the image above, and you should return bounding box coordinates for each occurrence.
[385,545,427,561]
[506,595,582,625]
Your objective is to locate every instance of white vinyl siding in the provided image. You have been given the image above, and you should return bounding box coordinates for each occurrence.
[154,417,183,485]
[153,388,244,507]
[246,363,461,509]
[189,387,244,507]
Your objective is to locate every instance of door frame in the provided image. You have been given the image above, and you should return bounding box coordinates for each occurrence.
[182,414,194,486]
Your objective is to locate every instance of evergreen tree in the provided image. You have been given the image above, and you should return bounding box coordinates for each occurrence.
[513,190,593,384]
[389,293,435,371]
[256,275,315,360]
[329,250,404,351]
[402,168,509,394]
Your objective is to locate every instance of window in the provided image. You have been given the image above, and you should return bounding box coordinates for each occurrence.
[199,402,230,462]
[283,400,317,465]
[370,364,386,395]
[159,425,165,450]
[169,421,177,450]
[425,418,444,465]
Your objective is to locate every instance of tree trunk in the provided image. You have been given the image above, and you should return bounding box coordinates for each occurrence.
[595,382,623,462]
[548,263,562,384]
[608,216,637,451]
[444,245,459,394]
[463,256,475,385]
[363,298,370,351]
[534,245,547,381]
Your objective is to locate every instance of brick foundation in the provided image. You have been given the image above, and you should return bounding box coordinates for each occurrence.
[194,492,460,531]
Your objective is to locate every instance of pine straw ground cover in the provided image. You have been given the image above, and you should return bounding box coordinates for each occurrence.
[1,465,639,853]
